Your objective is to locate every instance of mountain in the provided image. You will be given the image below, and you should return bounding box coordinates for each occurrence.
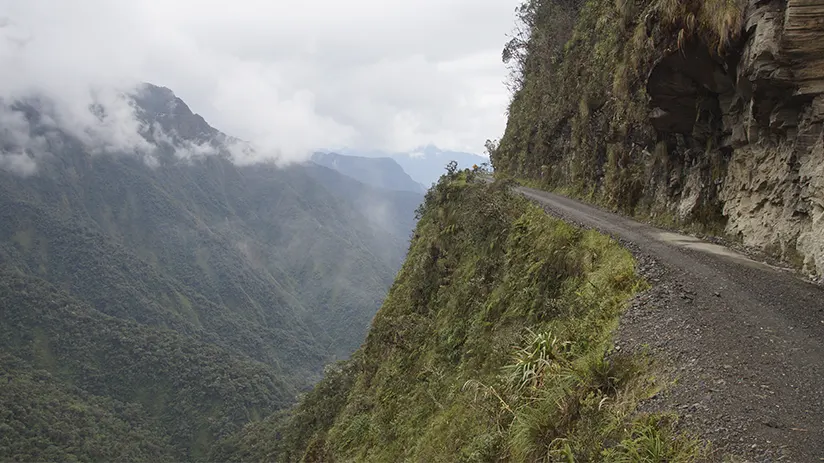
[311,152,425,194]
[0,84,416,460]
[303,163,422,250]
[344,145,489,188]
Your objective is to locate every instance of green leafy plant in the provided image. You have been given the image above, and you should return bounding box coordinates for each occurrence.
[506,330,572,390]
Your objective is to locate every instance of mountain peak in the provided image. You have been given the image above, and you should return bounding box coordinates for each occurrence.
[134,83,217,143]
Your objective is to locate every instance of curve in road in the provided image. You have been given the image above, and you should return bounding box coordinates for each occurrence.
[516,185,824,462]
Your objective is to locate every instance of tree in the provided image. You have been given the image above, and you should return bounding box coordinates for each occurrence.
[484,139,499,158]
[446,160,458,176]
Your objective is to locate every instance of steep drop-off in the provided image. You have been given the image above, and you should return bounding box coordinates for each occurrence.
[492,0,824,277]
[217,172,704,462]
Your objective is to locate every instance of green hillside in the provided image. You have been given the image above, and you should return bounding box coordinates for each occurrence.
[0,86,419,460]
[0,269,290,460]
[218,170,704,462]
[0,351,174,462]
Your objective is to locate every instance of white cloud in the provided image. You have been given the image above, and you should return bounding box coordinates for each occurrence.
[148,122,218,160]
[0,101,47,175]
[58,88,156,156]
[0,151,37,175]
[0,0,519,165]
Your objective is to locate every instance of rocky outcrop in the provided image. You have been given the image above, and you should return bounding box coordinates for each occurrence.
[783,0,824,95]
[646,0,824,276]
[720,0,824,275]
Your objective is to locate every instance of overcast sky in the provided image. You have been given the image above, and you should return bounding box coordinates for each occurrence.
[0,0,519,163]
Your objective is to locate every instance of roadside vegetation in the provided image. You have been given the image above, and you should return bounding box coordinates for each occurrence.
[217,169,706,462]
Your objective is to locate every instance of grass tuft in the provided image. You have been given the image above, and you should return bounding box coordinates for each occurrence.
[659,0,746,54]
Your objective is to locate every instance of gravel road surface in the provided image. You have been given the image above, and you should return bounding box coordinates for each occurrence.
[517,185,824,462]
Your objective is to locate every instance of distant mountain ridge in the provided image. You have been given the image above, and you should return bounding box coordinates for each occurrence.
[341,145,489,188]
[311,152,425,194]
[303,163,422,244]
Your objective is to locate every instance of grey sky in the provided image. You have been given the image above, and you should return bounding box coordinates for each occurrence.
[0,0,519,163]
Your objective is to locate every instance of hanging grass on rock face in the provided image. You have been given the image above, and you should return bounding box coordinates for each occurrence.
[216,171,706,462]
[658,0,745,53]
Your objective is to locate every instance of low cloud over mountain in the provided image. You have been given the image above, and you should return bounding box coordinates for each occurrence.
[0,0,517,163]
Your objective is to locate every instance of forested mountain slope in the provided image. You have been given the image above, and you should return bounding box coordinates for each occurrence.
[216,170,704,462]
[303,163,422,246]
[0,84,417,460]
[0,270,292,460]
[491,0,824,277]
[310,151,426,194]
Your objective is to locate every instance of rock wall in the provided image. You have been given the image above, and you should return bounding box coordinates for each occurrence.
[719,0,824,275]
[641,0,824,275]
[493,0,824,276]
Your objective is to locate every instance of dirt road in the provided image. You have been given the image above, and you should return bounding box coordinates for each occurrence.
[516,186,824,462]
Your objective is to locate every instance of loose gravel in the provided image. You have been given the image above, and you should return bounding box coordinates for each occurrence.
[517,186,824,463]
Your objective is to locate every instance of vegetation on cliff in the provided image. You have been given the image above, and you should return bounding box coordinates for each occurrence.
[218,170,704,462]
[491,0,745,230]
[491,0,824,276]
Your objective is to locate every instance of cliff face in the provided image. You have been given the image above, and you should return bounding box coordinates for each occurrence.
[492,0,824,276]
[721,0,824,274]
